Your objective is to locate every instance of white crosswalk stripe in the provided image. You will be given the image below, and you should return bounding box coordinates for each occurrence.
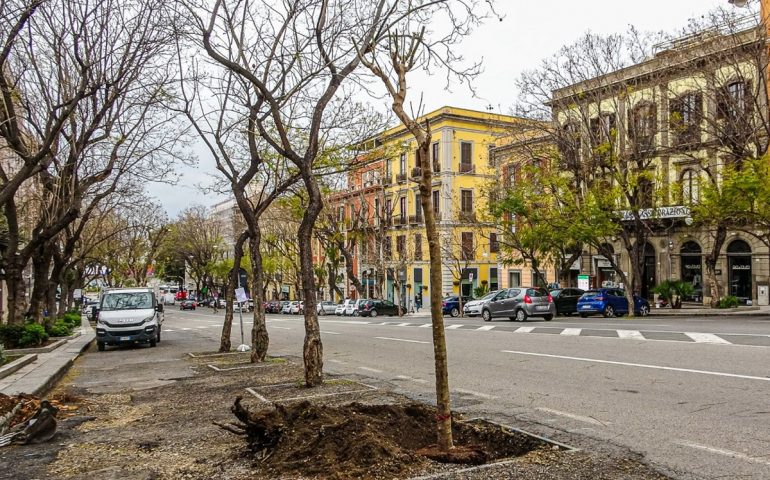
[617,330,645,340]
[446,324,464,329]
[561,328,582,336]
[515,326,535,333]
[476,325,495,331]
[684,332,731,344]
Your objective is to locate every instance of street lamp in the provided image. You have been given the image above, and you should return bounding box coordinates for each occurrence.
[729,0,748,7]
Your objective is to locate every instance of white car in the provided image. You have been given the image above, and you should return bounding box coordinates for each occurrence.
[335,300,353,316]
[281,302,295,314]
[463,291,499,317]
[344,299,365,316]
[317,301,338,315]
[289,301,303,314]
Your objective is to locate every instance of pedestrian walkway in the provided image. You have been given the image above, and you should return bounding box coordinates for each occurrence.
[0,317,94,396]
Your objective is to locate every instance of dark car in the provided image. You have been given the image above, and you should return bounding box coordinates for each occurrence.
[481,287,556,322]
[266,301,282,313]
[550,288,585,316]
[442,296,473,317]
[576,288,650,318]
[179,299,197,310]
[358,299,401,317]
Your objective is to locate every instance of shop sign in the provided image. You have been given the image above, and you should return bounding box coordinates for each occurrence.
[732,265,751,270]
[620,205,691,222]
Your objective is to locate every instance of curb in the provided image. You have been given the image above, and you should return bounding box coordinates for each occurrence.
[33,335,94,396]
[0,354,37,380]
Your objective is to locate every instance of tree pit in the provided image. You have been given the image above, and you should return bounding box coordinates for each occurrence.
[226,397,546,479]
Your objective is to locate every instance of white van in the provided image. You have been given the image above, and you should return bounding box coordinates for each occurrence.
[94,287,164,351]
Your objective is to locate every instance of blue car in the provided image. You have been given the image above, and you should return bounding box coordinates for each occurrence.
[576,288,650,318]
[442,296,473,317]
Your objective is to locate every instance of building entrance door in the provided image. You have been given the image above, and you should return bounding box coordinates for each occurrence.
[727,240,752,300]
[641,243,656,300]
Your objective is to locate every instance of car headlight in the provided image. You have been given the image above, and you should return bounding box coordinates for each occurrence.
[143,315,155,324]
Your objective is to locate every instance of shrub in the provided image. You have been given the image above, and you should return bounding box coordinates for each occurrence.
[0,324,25,349]
[0,343,6,365]
[717,295,740,309]
[48,320,73,338]
[62,311,81,328]
[652,280,695,309]
[19,323,48,348]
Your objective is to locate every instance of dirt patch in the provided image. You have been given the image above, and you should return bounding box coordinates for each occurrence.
[228,398,547,479]
[247,379,376,402]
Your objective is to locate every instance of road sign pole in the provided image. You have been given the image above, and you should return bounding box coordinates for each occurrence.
[236,270,250,352]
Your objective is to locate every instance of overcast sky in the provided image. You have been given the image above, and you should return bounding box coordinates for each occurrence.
[148,0,742,217]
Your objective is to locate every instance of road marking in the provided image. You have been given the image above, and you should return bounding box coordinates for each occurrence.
[395,375,428,384]
[358,366,383,373]
[560,328,582,336]
[455,388,498,400]
[164,329,175,332]
[322,331,341,335]
[196,326,208,329]
[419,323,432,328]
[537,407,607,426]
[501,350,770,382]
[675,440,770,466]
[181,328,192,331]
[514,326,535,333]
[396,322,411,327]
[617,330,645,340]
[684,332,731,344]
[272,326,290,330]
[323,320,370,325]
[328,359,347,364]
[446,324,463,329]
[375,337,430,344]
[476,325,495,331]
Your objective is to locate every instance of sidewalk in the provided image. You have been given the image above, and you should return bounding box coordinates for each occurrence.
[649,304,770,316]
[0,317,94,396]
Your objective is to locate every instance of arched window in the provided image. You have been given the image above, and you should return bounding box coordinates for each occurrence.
[727,239,751,254]
[680,169,700,205]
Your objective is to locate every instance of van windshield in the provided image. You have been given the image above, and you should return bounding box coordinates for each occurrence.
[101,292,153,311]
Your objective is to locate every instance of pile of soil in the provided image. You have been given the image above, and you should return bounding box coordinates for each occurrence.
[229,399,545,479]
[0,393,81,431]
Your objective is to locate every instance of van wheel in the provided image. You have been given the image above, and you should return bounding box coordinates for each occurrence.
[150,337,157,348]
[97,341,105,352]
[515,309,528,322]
[482,309,491,322]
[157,328,161,343]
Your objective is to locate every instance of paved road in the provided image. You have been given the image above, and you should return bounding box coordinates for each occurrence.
[128,309,770,479]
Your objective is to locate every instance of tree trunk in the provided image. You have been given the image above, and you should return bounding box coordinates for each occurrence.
[28,245,52,326]
[4,262,27,325]
[417,139,454,451]
[705,226,727,308]
[298,169,324,387]
[249,227,269,363]
[220,231,248,352]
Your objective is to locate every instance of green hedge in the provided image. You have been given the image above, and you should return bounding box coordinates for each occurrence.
[0,323,50,348]
[717,295,740,309]
[48,319,73,338]
[0,343,5,365]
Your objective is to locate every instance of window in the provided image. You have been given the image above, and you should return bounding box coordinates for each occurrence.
[460,190,473,213]
[414,234,422,261]
[385,159,392,179]
[670,92,703,146]
[384,237,392,260]
[590,113,616,159]
[509,271,521,287]
[432,142,440,172]
[503,165,517,189]
[718,81,750,120]
[399,196,406,219]
[385,199,392,221]
[489,233,499,253]
[490,267,498,291]
[681,169,700,205]
[461,232,474,260]
[460,142,473,173]
[414,193,422,222]
[337,206,344,222]
[399,153,406,175]
[396,235,406,259]
[432,190,440,216]
[637,178,654,209]
[374,198,381,222]
[559,122,581,167]
[629,103,657,152]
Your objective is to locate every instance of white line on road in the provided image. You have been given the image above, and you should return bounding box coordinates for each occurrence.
[164,329,175,332]
[272,326,291,330]
[536,407,607,426]
[617,330,645,340]
[684,332,731,344]
[328,359,347,364]
[375,337,430,344]
[181,328,192,331]
[476,325,495,331]
[446,324,464,329]
[359,366,383,373]
[419,323,432,328]
[322,331,341,335]
[560,328,582,336]
[455,388,498,400]
[501,350,770,382]
[675,440,770,466]
[396,322,411,327]
[322,320,370,325]
[514,326,535,333]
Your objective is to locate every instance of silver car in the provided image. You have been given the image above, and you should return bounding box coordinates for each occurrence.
[317,301,338,315]
[481,287,555,322]
[463,291,499,317]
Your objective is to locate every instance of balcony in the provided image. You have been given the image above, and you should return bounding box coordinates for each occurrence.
[459,163,475,174]
[382,176,393,186]
[410,167,422,179]
[395,215,407,227]
[408,214,423,225]
[396,173,407,183]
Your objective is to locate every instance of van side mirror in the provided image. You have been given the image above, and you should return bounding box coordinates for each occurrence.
[156,303,164,313]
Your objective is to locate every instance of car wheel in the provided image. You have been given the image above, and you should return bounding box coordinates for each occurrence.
[482,309,491,322]
[515,309,528,322]
[544,314,553,321]
[580,313,588,318]
[370,309,378,318]
[450,307,460,317]
[603,305,615,318]
[97,341,105,352]
[639,305,650,317]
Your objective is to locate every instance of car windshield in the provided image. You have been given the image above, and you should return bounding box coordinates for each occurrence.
[581,290,601,298]
[480,291,497,301]
[101,292,153,311]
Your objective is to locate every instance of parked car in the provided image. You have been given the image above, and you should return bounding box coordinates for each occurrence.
[442,296,473,317]
[344,299,366,316]
[481,287,555,322]
[549,288,585,316]
[83,300,99,319]
[463,291,499,317]
[179,300,197,310]
[265,301,282,313]
[317,301,338,315]
[576,289,650,318]
[358,299,401,317]
[284,301,299,314]
[281,301,296,314]
[335,299,353,316]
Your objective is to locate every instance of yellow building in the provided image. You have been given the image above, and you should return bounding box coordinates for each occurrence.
[345,107,522,309]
